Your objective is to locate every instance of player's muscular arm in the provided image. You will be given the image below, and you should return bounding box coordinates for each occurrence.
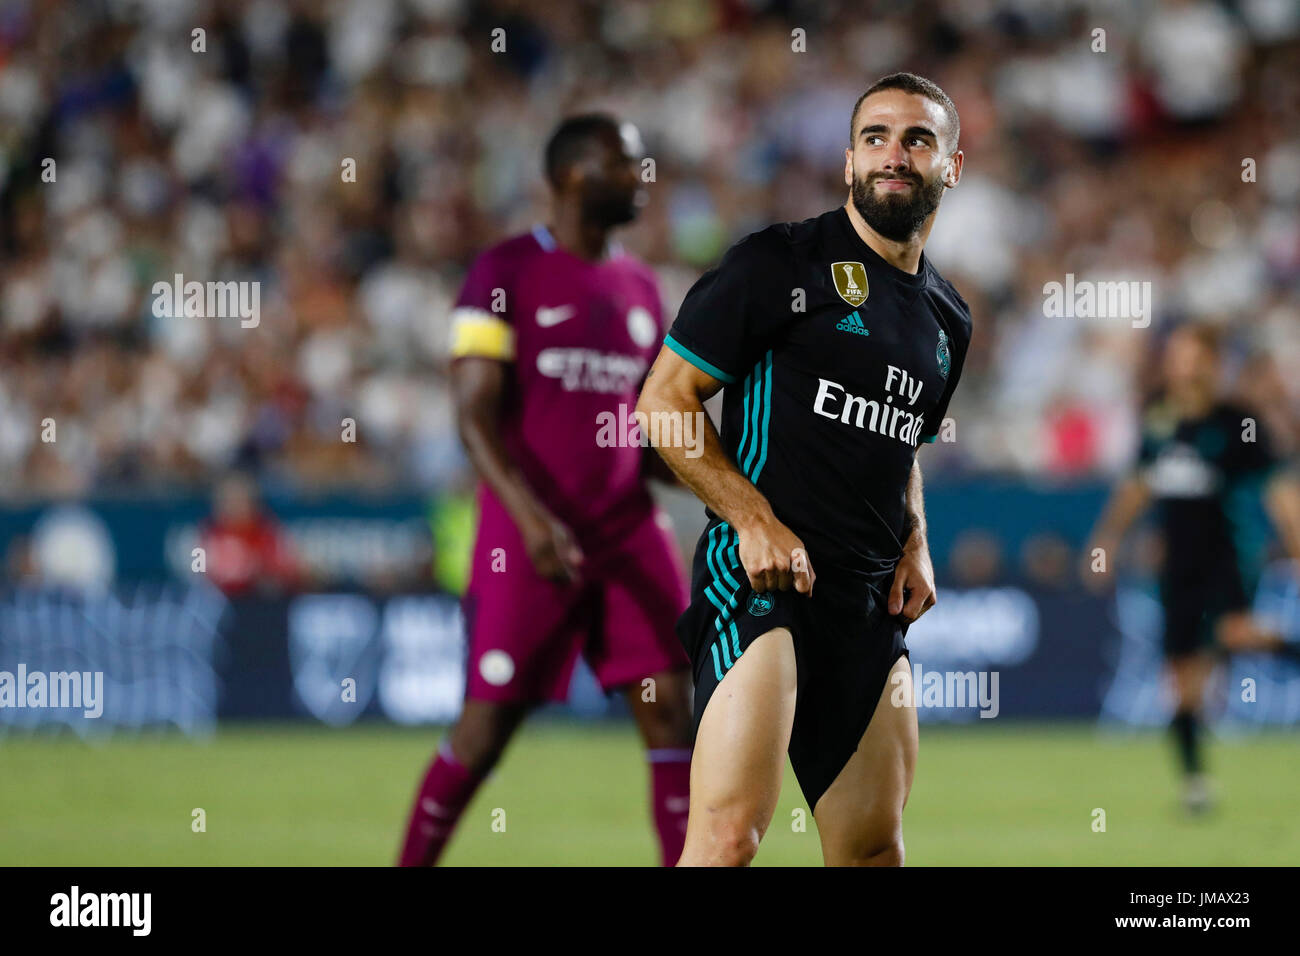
[452,357,583,583]
[641,443,683,486]
[638,370,683,487]
[1082,475,1151,589]
[890,458,937,622]
[637,348,814,594]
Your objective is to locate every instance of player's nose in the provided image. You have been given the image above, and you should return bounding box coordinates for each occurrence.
[878,136,909,167]
[881,146,910,172]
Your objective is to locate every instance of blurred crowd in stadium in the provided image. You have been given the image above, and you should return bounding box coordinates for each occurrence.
[2,0,1299,500]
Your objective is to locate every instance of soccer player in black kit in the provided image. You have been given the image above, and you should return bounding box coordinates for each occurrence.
[637,73,970,866]
[1088,324,1300,814]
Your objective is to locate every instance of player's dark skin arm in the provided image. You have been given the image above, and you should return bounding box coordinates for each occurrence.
[637,349,814,594]
[890,458,938,622]
[1265,472,1300,562]
[451,356,583,583]
[1082,475,1151,590]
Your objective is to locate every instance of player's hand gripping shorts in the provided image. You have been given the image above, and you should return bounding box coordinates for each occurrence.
[676,521,909,810]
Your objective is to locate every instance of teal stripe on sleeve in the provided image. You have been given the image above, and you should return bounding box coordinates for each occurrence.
[663,334,736,384]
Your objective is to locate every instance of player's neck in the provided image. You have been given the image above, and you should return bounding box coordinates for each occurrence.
[842,200,928,275]
[548,209,614,262]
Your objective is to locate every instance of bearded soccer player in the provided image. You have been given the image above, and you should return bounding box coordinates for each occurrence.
[637,73,971,866]
[1087,324,1300,813]
[397,115,694,866]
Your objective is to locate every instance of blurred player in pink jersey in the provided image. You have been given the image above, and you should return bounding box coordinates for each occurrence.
[397,115,694,866]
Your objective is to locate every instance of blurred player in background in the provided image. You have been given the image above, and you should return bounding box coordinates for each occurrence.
[1087,324,1300,813]
[397,114,694,866]
[639,73,970,865]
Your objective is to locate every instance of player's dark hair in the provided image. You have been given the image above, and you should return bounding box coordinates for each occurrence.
[544,113,621,189]
[850,72,960,152]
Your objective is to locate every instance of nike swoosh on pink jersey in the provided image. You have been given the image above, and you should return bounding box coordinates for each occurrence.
[536,305,576,327]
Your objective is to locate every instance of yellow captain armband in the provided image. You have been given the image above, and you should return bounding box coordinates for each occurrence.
[449,307,516,360]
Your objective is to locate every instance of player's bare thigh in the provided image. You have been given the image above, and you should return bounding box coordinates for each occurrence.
[812,653,918,866]
[678,627,798,867]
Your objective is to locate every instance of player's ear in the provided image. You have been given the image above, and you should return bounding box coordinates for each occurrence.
[844,147,853,187]
[943,150,963,188]
[555,160,585,195]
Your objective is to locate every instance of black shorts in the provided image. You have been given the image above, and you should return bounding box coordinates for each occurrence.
[1160,567,1251,658]
[676,529,909,811]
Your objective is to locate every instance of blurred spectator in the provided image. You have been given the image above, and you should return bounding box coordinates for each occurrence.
[1020,531,1073,589]
[29,505,117,590]
[198,472,299,595]
[1,0,1297,498]
[948,528,1004,586]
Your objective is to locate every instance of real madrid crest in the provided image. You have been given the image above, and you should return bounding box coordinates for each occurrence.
[831,261,869,307]
[936,327,951,379]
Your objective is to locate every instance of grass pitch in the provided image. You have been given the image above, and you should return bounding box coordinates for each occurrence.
[2,721,1296,865]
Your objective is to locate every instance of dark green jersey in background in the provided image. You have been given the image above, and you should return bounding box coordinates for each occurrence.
[1136,399,1282,588]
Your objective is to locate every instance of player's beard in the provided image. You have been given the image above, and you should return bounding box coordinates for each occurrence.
[581,184,639,227]
[851,167,946,242]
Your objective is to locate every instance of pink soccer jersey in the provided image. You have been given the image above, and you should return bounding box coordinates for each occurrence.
[450,224,689,705]
[449,224,666,545]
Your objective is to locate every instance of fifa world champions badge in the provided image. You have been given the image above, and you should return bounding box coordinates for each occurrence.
[831,261,869,307]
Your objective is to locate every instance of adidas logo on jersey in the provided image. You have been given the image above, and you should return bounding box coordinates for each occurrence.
[835,310,870,336]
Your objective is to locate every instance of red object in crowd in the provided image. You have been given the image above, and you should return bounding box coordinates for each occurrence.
[1047,404,1099,475]
[199,515,299,596]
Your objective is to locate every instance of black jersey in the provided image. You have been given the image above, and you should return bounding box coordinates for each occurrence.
[1136,398,1281,585]
[665,206,972,589]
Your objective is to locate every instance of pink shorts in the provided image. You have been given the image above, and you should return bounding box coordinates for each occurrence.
[462,498,690,703]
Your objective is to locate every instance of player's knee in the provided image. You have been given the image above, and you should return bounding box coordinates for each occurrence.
[447,705,525,773]
[861,839,905,867]
[445,727,501,774]
[703,817,762,866]
[638,710,693,749]
[831,814,905,867]
[631,674,694,747]
[841,834,905,867]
